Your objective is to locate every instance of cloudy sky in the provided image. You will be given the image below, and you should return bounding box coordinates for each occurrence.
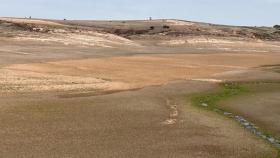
[0,0,279,26]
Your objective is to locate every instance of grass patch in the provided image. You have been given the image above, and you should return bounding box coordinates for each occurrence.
[191,82,249,110]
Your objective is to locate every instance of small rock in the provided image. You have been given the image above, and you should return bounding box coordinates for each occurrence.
[246,126,253,130]
[249,128,256,133]
[224,112,232,116]
[243,122,250,126]
[268,137,275,143]
[162,119,177,125]
[256,132,262,136]
[201,103,208,107]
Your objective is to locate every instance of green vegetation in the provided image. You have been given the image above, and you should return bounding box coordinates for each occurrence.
[191,82,249,110]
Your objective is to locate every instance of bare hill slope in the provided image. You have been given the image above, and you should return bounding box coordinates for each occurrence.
[1,17,280,48]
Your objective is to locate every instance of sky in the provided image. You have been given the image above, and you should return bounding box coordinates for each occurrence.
[0,0,279,26]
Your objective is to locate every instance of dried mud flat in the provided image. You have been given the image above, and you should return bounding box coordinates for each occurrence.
[1,17,280,158]
[1,53,280,158]
[2,52,280,94]
[0,81,278,158]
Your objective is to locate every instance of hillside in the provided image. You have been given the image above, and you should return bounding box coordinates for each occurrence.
[1,17,280,48]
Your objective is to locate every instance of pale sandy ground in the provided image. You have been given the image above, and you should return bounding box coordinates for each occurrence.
[2,52,280,93]
[165,19,195,26]
[0,17,64,26]
[13,32,140,48]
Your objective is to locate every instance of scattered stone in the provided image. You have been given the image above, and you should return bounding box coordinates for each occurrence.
[256,131,262,136]
[245,126,252,129]
[32,27,44,32]
[267,137,275,143]
[201,103,208,107]
[223,112,232,116]
[243,122,250,126]
[162,119,177,125]
[210,108,280,150]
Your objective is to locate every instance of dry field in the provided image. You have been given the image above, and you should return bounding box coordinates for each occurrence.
[0,17,280,157]
[2,52,280,94]
[0,81,278,158]
[221,82,280,139]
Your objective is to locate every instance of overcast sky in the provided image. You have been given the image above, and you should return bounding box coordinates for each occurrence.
[0,0,279,26]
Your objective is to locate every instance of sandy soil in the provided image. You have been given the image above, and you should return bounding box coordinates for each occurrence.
[13,31,139,48]
[0,17,64,26]
[2,52,280,93]
[166,19,195,26]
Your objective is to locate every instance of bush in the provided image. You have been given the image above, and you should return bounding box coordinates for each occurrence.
[163,25,170,29]
[273,25,280,29]
[150,26,155,30]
